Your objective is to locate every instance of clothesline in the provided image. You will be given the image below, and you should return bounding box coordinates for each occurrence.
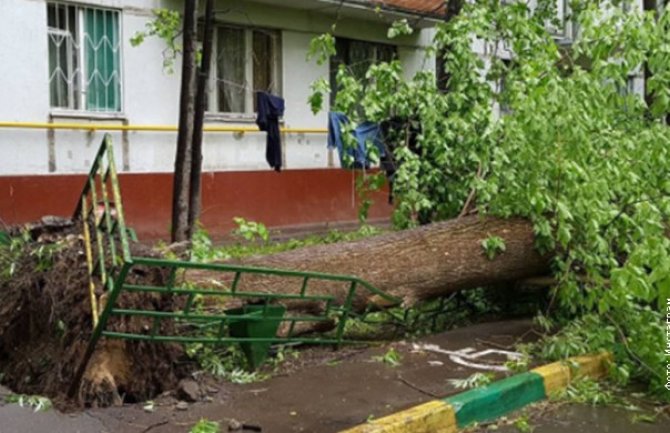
[212,77,278,94]
[210,57,399,97]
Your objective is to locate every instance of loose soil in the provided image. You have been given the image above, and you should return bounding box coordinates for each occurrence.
[0,230,190,409]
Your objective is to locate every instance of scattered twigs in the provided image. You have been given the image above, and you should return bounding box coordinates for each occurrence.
[396,373,442,398]
[605,313,663,381]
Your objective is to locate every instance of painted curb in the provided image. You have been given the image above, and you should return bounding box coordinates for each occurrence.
[340,352,613,433]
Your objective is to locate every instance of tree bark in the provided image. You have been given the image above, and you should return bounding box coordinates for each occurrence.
[184,216,551,312]
[188,0,215,237]
[171,0,198,243]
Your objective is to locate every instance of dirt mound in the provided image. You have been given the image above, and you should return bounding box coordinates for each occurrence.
[0,231,191,409]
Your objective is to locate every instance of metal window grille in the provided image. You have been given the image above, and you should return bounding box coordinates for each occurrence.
[47,2,121,112]
[329,38,398,106]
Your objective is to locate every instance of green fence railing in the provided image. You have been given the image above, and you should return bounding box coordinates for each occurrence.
[68,134,401,396]
[0,231,10,246]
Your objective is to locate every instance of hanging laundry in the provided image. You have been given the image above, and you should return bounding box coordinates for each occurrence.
[256,92,285,172]
[328,112,385,169]
[328,112,352,166]
[354,121,385,165]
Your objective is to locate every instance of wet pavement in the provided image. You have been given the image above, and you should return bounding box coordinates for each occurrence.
[0,319,594,433]
[0,402,105,433]
[487,404,670,433]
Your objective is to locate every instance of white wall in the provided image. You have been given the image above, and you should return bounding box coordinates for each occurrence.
[0,0,437,175]
[282,30,331,169]
[0,0,51,174]
[399,27,436,80]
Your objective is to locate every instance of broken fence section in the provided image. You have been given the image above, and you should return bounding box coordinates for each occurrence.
[68,134,401,396]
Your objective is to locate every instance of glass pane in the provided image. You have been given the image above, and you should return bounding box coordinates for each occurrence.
[217,26,246,113]
[48,31,69,108]
[47,3,67,30]
[252,30,276,111]
[329,38,349,106]
[47,4,57,29]
[348,40,374,80]
[85,8,121,112]
[330,38,395,105]
[436,49,448,91]
[47,3,78,109]
[376,44,396,63]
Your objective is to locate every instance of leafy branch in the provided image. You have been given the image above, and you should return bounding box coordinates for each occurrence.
[309,0,670,398]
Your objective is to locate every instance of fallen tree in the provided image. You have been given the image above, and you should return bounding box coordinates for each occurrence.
[0,215,549,408]
[185,216,551,312]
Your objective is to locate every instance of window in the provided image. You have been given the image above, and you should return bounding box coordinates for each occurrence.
[47,2,122,112]
[617,75,640,97]
[208,25,281,114]
[329,38,397,105]
[436,50,449,92]
[545,0,574,43]
[501,1,573,43]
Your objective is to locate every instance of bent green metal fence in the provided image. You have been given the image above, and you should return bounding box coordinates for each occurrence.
[68,134,401,396]
[0,231,10,246]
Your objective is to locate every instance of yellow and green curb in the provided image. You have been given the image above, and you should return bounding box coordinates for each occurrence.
[341,352,613,433]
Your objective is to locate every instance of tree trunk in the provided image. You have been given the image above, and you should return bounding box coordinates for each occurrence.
[184,216,551,312]
[171,0,198,243]
[188,0,215,237]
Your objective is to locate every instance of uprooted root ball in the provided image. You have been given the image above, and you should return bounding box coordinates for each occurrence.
[0,234,190,409]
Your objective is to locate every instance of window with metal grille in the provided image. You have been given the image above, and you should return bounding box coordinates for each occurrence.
[47,2,122,113]
[206,25,281,115]
[329,38,397,106]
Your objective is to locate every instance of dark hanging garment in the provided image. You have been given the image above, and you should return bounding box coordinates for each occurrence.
[256,92,285,171]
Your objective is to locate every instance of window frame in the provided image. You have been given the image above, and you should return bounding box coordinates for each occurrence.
[47,1,124,116]
[546,0,575,44]
[329,37,398,106]
[499,1,573,44]
[205,23,282,120]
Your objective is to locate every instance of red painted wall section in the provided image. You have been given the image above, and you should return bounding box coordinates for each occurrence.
[0,169,393,240]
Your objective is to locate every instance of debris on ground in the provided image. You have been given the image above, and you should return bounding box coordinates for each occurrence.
[178,379,202,402]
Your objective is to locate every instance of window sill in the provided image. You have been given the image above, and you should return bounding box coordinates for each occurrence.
[205,113,286,128]
[205,112,257,123]
[49,110,127,122]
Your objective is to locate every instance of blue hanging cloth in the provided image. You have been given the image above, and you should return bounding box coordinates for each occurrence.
[328,112,385,169]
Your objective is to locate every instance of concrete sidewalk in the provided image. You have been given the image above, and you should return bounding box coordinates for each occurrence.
[342,352,613,433]
[0,319,537,433]
[486,404,670,433]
